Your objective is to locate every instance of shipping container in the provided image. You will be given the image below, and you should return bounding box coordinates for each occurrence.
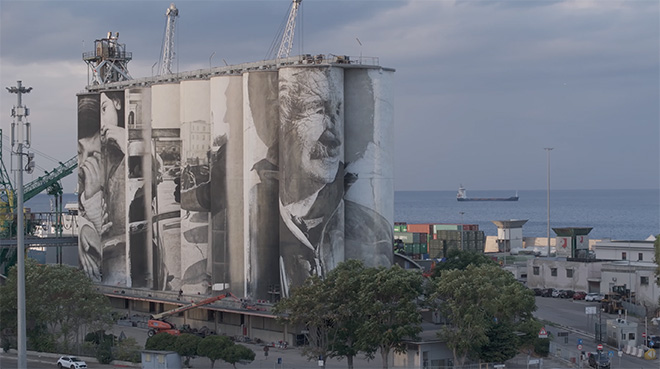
[394,232,413,244]
[407,223,432,234]
[433,224,462,232]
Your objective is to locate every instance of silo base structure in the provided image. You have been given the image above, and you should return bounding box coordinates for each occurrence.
[78,57,395,301]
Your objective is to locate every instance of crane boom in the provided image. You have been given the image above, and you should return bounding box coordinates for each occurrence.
[23,156,77,203]
[151,292,236,320]
[277,0,302,59]
[159,3,179,75]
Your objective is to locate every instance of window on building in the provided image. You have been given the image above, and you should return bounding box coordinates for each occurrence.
[638,253,643,261]
[533,266,540,275]
[566,269,573,278]
[641,276,649,285]
[551,268,557,277]
[622,252,627,260]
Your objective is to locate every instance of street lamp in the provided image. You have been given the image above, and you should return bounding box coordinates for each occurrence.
[544,148,553,257]
[459,212,465,250]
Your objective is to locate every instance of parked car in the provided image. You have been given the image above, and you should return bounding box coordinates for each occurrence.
[646,335,660,348]
[585,293,599,301]
[532,288,543,296]
[588,352,610,369]
[552,289,562,298]
[57,356,87,369]
[541,288,555,297]
[573,291,587,300]
[561,290,575,299]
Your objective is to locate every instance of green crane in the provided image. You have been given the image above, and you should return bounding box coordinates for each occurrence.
[0,130,77,271]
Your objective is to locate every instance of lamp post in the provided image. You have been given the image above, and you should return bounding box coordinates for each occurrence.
[459,211,465,250]
[544,148,553,257]
[7,80,32,369]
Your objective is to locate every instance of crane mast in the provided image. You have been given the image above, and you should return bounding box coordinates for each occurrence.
[160,3,179,75]
[277,0,302,59]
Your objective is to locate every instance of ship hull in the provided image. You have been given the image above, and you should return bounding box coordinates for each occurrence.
[457,197,518,202]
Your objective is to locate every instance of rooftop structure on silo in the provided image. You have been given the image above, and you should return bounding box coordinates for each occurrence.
[83,32,132,85]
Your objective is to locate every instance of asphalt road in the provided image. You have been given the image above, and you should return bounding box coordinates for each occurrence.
[534,296,657,369]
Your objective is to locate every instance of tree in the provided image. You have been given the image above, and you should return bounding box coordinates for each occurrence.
[145,332,177,351]
[0,259,113,352]
[273,275,333,367]
[197,335,232,368]
[431,264,536,366]
[274,261,424,369]
[654,235,660,281]
[174,333,201,368]
[222,344,255,369]
[430,249,496,278]
[357,265,424,369]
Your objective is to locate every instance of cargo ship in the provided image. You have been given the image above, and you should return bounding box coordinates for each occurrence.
[457,185,518,202]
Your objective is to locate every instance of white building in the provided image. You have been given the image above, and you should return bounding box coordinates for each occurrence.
[593,239,656,263]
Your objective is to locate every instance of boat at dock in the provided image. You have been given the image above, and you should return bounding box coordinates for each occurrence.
[457,185,518,202]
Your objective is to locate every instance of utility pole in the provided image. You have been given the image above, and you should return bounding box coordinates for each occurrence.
[7,80,32,369]
[544,147,553,257]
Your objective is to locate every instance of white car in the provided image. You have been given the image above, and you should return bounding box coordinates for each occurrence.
[585,293,603,302]
[57,356,87,369]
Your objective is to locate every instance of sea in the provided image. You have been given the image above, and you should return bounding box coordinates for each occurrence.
[395,189,659,241]
[24,189,660,241]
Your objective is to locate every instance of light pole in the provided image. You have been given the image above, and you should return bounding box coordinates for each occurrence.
[544,147,553,257]
[209,51,216,69]
[7,80,32,369]
[459,211,465,250]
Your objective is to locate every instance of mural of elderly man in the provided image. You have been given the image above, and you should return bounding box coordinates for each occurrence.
[278,67,345,297]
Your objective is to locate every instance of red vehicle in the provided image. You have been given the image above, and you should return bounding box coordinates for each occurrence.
[573,291,587,300]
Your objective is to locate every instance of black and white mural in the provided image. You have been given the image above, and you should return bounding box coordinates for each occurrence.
[278,67,345,297]
[78,64,395,300]
[244,71,280,299]
[343,68,394,267]
[180,80,211,295]
[77,91,127,285]
[126,87,152,288]
[151,83,182,291]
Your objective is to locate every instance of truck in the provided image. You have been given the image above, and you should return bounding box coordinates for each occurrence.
[147,292,237,337]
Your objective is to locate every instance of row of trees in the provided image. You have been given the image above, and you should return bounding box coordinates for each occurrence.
[274,250,545,369]
[145,332,255,368]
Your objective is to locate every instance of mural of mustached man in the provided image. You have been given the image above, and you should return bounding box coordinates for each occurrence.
[77,91,128,285]
[278,67,345,297]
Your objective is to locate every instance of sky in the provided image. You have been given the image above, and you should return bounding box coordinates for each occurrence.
[0,0,658,193]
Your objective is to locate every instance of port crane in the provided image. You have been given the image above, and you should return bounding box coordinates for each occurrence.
[158,3,179,75]
[147,292,238,337]
[277,0,302,59]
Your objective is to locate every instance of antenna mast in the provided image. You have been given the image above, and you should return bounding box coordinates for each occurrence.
[277,0,302,59]
[160,3,179,75]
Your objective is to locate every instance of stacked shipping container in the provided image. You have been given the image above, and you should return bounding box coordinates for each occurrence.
[394,222,485,259]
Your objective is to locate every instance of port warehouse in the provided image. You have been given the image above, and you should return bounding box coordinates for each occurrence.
[71,53,401,344]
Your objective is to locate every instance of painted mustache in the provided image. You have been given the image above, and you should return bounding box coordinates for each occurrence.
[310,130,341,160]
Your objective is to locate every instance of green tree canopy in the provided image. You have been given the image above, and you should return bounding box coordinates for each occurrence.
[222,344,255,369]
[145,332,177,351]
[356,265,424,369]
[431,264,536,366]
[431,249,496,278]
[174,333,201,368]
[197,335,233,368]
[0,258,113,351]
[274,261,424,369]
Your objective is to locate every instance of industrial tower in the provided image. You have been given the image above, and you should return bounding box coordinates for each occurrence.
[159,3,179,75]
[83,32,133,85]
[277,0,302,59]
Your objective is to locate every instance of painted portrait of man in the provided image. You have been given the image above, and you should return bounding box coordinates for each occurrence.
[278,67,345,297]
